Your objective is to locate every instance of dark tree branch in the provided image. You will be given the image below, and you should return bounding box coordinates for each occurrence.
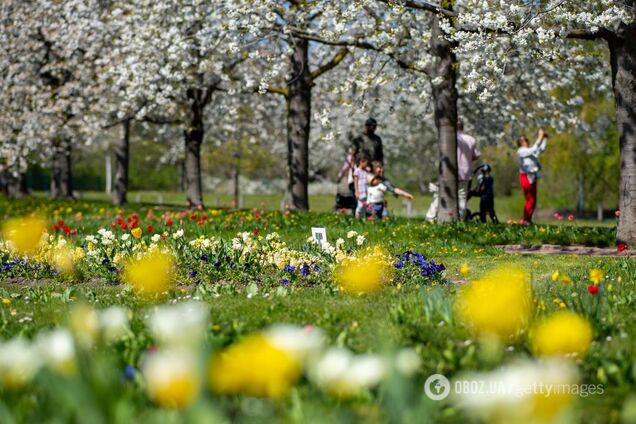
[378,0,457,18]
[311,47,349,80]
[566,29,606,40]
[291,28,430,75]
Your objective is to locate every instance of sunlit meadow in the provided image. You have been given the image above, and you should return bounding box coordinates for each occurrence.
[0,196,634,424]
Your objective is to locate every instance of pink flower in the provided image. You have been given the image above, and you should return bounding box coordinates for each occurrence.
[567,215,574,221]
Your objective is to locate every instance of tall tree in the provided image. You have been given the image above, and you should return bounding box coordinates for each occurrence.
[106,1,243,208]
[235,0,349,210]
[0,0,107,198]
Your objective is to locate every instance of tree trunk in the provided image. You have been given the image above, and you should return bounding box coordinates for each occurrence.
[430,13,459,223]
[609,23,636,244]
[576,174,585,216]
[50,138,73,199]
[285,37,312,211]
[184,90,205,208]
[232,161,240,208]
[7,171,28,198]
[113,119,130,206]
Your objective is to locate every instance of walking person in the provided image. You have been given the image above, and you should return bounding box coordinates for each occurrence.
[517,127,549,224]
[352,118,383,164]
[426,119,480,221]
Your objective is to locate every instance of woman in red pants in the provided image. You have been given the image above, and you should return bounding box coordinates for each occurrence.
[517,128,548,224]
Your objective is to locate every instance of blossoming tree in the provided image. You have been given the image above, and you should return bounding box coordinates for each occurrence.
[0,0,107,198]
[105,1,246,207]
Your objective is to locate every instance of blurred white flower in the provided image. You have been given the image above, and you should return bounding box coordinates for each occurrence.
[453,359,579,423]
[69,303,99,348]
[395,348,421,377]
[36,328,76,376]
[99,306,130,343]
[147,301,208,347]
[309,347,386,396]
[265,325,324,363]
[0,338,41,389]
[141,348,201,409]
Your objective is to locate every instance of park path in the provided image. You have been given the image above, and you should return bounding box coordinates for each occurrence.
[498,244,633,257]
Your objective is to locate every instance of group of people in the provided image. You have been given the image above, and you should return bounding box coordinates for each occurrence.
[338,118,549,224]
[337,118,414,219]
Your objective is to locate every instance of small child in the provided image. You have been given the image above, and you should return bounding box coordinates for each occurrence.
[473,164,498,223]
[367,173,414,219]
[353,154,371,218]
[371,161,413,217]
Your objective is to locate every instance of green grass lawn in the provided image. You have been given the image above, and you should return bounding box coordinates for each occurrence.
[0,196,632,423]
[41,190,615,227]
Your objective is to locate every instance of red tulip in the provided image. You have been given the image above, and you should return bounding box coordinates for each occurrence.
[165,219,173,227]
[146,225,154,233]
[253,228,259,236]
[587,285,599,295]
[617,242,627,252]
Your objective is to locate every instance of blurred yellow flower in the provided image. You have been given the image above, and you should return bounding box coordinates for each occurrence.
[131,227,142,239]
[589,269,604,284]
[334,247,393,294]
[123,251,174,296]
[558,274,572,285]
[530,311,592,358]
[550,271,560,282]
[460,263,470,276]
[69,303,99,349]
[50,245,74,274]
[1,216,47,257]
[209,334,301,398]
[456,265,533,340]
[2,298,10,305]
[142,349,201,409]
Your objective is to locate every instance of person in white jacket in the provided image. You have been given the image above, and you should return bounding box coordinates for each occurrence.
[517,127,549,224]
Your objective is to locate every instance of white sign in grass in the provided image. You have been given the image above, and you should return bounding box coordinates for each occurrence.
[311,227,327,245]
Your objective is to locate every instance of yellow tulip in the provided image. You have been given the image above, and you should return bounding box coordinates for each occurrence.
[530,311,592,358]
[334,247,393,294]
[123,251,174,296]
[456,265,533,340]
[209,334,301,398]
[1,216,47,257]
[589,269,604,284]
